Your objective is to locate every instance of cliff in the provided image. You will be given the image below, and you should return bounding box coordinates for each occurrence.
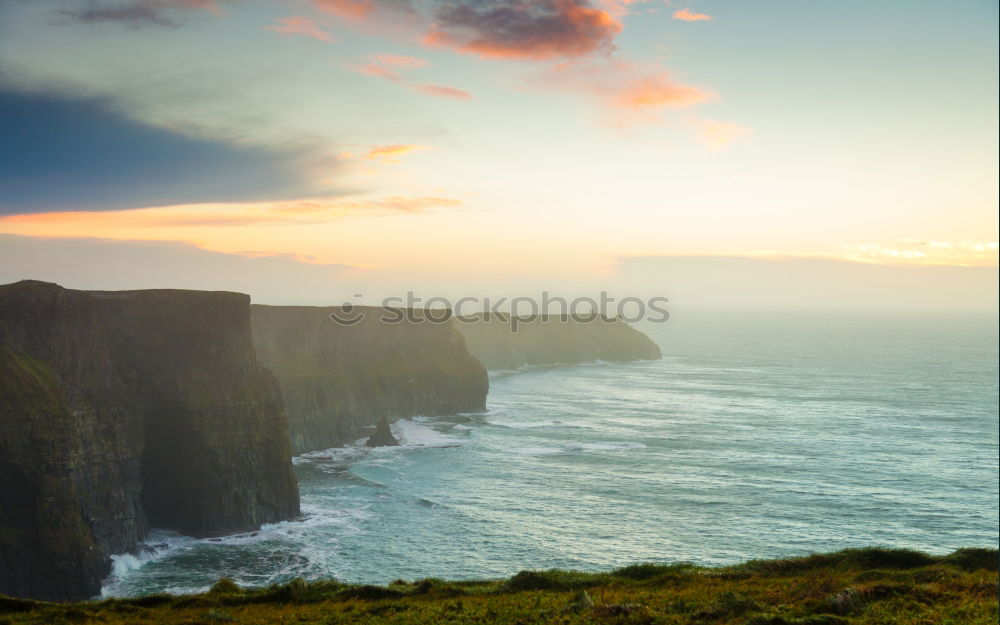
[250,306,488,454]
[0,281,299,602]
[454,314,662,370]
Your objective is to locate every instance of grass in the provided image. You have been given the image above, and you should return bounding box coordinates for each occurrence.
[0,548,995,624]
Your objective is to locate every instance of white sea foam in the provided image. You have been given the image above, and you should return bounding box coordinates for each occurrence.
[564,441,646,452]
[510,446,563,455]
[497,419,584,429]
[510,441,645,455]
[109,553,143,577]
[390,417,464,449]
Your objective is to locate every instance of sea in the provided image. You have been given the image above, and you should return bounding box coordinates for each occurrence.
[101,309,1000,597]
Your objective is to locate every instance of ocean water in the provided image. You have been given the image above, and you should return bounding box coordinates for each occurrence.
[101,310,1000,597]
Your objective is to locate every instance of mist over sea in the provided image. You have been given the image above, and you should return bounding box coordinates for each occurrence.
[102,310,1000,597]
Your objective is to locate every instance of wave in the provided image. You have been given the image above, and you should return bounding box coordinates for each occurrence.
[488,360,617,378]
[493,419,587,430]
[390,417,466,449]
[293,417,468,469]
[510,446,564,455]
[99,502,372,597]
[509,441,646,456]
[564,441,647,452]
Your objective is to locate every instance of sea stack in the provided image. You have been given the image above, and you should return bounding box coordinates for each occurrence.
[365,416,401,447]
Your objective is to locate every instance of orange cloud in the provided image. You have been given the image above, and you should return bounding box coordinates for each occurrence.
[268,16,334,42]
[313,0,374,21]
[0,195,462,233]
[372,53,428,68]
[365,144,431,162]
[672,8,713,21]
[414,84,474,100]
[693,119,751,150]
[538,59,713,122]
[424,0,623,60]
[614,75,711,110]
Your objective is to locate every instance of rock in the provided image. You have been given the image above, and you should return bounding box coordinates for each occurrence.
[250,305,488,454]
[365,417,400,447]
[453,313,662,370]
[0,281,300,601]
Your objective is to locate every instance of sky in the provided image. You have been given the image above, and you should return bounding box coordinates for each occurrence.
[0,0,997,309]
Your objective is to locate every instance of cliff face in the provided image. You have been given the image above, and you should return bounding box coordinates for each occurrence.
[0,281,299,601]
[454,314,662,370]
[251,306,488,454]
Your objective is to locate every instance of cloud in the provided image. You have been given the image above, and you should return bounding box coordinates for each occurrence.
[597,0,655,18]
[365,144,431,161]
[348,53,427,81]
[350,61,404,81]
[672,8,712,22]
[147,195,460,223]
[0,87,325,214]
[0,195,462,234]
[312,0,376,21]
[347,52,474,99]
[57,0,229,29]
[694,119,751,150]
[424,0,623,60]
[268,16,334,42]
[372,53,428,68]
[413,84,474,99]
[311,0,418,27]
[842,240,999,267]
[537,59,712,122]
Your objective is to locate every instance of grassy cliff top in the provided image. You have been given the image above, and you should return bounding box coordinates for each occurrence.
[1,547,995,624]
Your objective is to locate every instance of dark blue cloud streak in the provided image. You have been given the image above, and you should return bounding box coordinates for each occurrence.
[0,88,317,214]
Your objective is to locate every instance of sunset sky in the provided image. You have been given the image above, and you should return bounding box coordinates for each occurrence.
[0,0,997,307]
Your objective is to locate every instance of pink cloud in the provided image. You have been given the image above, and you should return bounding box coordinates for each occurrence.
[268,16,334,42]
[414,84,474,100]
[372,53,429,68]
[313,0,374,21]
[350,61,403,82]
[346,50,472,100]
[672,8,713,21]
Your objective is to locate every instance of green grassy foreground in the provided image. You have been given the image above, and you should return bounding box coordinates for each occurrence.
[1,548,996,625]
